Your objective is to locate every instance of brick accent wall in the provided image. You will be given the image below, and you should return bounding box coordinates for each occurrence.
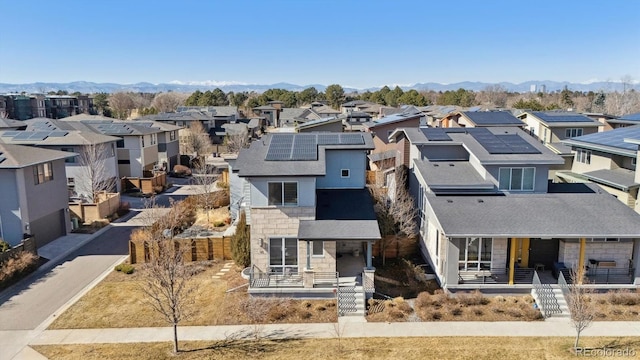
[250,206,315,272]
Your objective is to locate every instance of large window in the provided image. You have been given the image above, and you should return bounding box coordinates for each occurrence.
[498,167,535,191]
[33,162,53,185]
[268,182,298,206]
[60,147,76,163]
[576,149,591,164]
[565,128,583,138]
[459,237,492,271]
[269,237,298,273]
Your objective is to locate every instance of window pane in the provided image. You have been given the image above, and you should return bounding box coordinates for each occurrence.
[283,182,298,205]
[481,238,492,261]
[586,151,591,164]
[467,238,479,261]
[510,168,523,190]
[565,129,571,138]
[498,169,510,190]
[312,241,323,256]
[458,238,466,261]
[284,238,297,265]
[268,183,282,205]
[577,128,583,136]
[269,238,283,268]
[523,168,535,190]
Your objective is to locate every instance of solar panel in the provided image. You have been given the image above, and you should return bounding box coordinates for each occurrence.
[48,131,68,137]
[339,133,364,145]
[266,133,363,161]
[28,131,51,141]
[533,112,594,123]
[472,132,541,154]
[0,156,5,164]
[317,133,340,145]
[291,134,318,160]
[13,132,34,140]
[422,128,452,141]
[1,131,20,137]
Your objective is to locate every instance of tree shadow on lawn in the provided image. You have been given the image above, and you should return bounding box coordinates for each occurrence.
[180,327,308,355]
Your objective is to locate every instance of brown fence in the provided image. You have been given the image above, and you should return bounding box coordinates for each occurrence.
[69,192,120,224]
[366,170,377,185]
[0,237,37,264]
[121,172,167,194]
[373,235,417,259]
[129,237,232,264]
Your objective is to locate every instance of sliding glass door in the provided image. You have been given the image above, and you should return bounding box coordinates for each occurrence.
[269,237,298,273]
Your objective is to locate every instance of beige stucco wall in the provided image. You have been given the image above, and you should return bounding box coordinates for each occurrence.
[492,238,508,270]
[249,207,315,272]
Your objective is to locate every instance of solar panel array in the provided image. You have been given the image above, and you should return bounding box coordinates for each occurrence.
[94,123,134,135]
[574,126,640,151]
[471,131,541,154]
[0,130,69,141]
[265,133,365,161]
[532,111,594,123]
[0,151,5,164]
[422,128,453,141]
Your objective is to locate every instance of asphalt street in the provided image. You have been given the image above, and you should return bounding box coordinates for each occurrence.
[0,225,133,331]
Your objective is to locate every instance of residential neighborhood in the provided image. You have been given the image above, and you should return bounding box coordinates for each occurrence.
[1,1,640,358]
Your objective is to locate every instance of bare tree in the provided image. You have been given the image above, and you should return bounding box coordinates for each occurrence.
[370,165,418,266]
[182,121,212,157]
[152,92,188,113]
[478,84,508,108]
[224,129,250,154]
[139,200,197,354]
[75,143,118,202]
[192,160,219,223]
[109,92,136,119]
[567,267,594,350]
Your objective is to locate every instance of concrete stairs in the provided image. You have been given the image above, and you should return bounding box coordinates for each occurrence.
[338,285,366,317]
[531,284,570,319]
[550,285,571,318]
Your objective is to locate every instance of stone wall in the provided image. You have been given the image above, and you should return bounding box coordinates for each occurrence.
[491,238,508,270]
[559,240,634,270]
[250,206,315,272]
[298,240,337,273]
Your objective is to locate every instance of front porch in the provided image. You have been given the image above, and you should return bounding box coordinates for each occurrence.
[450,237,638,289]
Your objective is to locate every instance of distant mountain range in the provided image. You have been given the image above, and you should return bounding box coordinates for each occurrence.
[0,80,637,94]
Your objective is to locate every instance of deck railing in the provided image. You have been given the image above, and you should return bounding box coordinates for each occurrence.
[532,270,561,318]
[458,267,534,284]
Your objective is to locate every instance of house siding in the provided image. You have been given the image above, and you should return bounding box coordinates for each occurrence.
[0,169,22,246]
[250,177,316,207]
[298,240,337,272]
[316,150,365,189]
[558,239,634,270]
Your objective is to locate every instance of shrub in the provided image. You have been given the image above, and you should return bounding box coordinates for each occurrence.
[430,311,442,320]
[301,300,312,309]
[451,307,463,316]
[314,304,327,312]
[607,289,640,306]
[457,290,488,306]
[213,221,225,227]
[493,295,506,302]
[231,211,250,267]
[115,263,135,274]
[388,308,406,319]
[0,251,39,289]
[473,308,484,316]
[0,240,10,253]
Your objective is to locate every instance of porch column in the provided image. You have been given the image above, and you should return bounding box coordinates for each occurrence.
[508,238,517,285]
[578,237,586,284]
[633,239,640,285]
[366,241,373,270]
[306,240,311,270]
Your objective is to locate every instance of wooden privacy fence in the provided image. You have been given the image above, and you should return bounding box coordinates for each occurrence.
[121,172,167,194]
[0,237,36,264]
[373,235,418,259]
[129,236,232,264]
[69,192,120,224]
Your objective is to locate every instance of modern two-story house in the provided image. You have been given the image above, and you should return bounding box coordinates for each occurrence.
[0,144,75,247]
[559,125,640,213]
[390,126,640,291]
[230,132,380,304]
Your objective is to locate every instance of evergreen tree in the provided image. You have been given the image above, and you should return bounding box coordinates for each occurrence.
[231,211,251,267]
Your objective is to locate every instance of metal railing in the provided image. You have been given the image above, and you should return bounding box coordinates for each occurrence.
[458,267,534,284]
[558,271,570,301]
[249,266,303,288]
[532,271,561,318]
[313,272,339,287]
[587,268,635,284]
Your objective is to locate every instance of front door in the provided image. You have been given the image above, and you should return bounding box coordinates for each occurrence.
[528,238,559,270]
[269,237,298,273]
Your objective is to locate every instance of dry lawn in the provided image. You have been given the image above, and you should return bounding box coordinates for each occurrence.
[193,207,230,231]
[49,261,336,329]
[33,337,640,360]
[408,290,543,322]
[591,289,640,321]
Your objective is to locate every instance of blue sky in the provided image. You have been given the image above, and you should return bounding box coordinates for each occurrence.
[1,0,638,88]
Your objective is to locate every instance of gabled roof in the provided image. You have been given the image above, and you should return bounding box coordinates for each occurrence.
[0,143,76,168]
[342,100,375,107]
[458,111,525,126]
[296,116,342,130]
[523,111,602,127]
[582,168,639,191]
[562,125,640,157]
[428,191,640,238]
[234,132,374,177]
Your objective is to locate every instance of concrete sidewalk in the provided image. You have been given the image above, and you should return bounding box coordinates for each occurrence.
[28,320,640,346]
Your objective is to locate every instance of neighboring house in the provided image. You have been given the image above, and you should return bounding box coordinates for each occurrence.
[61,115,179,177]
[559,125,640,213]
[0,118,121,197]
[518,111,603,145]
[252,105,279,127]
[362,111,424,170]
[440,111,525,128]
[2,94,94,120]
[390,126,640,290]
[419,105,460,127]
[279,108,322,128]
[0,95,7,118]
[583,112,620,131]
[341,100,377,114]
[342,111,372,132]
[603,112,640,130]
[0,144,75,247]
[230,132,379,301]
[296,117,343,133]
